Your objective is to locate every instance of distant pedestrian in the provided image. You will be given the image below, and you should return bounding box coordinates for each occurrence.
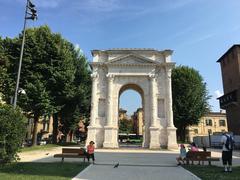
[176,144,187,165]
[87,141,95,164]
[221,131,234,172]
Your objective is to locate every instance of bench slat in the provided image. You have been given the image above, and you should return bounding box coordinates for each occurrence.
[54,148,87,162]
[186,151,219,165]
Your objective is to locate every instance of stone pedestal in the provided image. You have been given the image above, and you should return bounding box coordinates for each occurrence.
[103,126,119,148]
[87,126,104,148]
[167,126,178,150]
[149,127,160,149]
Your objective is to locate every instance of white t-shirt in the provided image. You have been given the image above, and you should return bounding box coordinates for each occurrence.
[221,134,233,151]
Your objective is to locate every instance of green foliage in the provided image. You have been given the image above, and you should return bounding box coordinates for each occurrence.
[119,118,134,134]
[172,66,210,141]
[0,37,12,98]
[1,25,91,144]
[0,104,27,163]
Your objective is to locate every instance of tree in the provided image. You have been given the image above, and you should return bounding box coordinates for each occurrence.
[0,104,27,163]
[172,66,210,141]
[119,118,134,134]
[1,26,91,145]
[0,37,13,100]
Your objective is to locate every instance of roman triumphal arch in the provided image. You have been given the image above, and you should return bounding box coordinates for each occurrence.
[87,48,178,149]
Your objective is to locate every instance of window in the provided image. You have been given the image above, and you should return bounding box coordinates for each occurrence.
[194,129,198,134]
[205,119,212,126]
[219,120,226,127]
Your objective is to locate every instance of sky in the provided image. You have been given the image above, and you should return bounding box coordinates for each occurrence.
[0,0,240,115]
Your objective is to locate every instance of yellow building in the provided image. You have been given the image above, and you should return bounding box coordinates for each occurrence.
[187,111,228,142]
[119,108,128,120]
[132,108,144,135]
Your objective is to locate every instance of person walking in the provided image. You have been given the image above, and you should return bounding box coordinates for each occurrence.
[221,131,234,172]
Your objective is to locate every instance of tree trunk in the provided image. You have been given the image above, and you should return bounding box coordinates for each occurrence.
[66,130,73,142]
[32,114,39,146]
[52,113,59,144]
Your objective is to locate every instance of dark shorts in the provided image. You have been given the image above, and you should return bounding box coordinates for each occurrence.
[222,151,232,165]
[87,153,95,161]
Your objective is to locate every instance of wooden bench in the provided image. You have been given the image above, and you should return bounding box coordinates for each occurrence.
[54,148,87,162]
[186,151,220,165]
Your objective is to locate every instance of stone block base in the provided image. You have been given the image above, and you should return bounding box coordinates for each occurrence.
[149,127,160,149]
[167,126,178,150]
[86,126,104,148]
[103,126,119,148]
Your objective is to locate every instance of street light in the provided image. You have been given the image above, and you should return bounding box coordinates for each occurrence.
[13,0,37,108]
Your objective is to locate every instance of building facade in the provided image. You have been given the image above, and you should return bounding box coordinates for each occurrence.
[132,108,144,135]
[187,112,228,142]
[217,45,240,135]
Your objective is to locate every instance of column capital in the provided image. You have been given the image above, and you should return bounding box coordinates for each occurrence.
[149,73,157,81]
[106,73,115,81]
[91,72,99,79]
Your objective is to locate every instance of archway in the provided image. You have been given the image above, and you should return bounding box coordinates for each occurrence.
[118,85,144,148]
[87,48,178,149]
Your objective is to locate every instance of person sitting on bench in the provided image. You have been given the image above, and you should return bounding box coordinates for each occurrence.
[87,141,95,164]
[176,144,187,165]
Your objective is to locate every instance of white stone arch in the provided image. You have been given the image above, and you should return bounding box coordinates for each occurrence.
[117,83,147,147]
[87,48,178,149]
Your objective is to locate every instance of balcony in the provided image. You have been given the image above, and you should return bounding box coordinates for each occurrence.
[218,90,238,109]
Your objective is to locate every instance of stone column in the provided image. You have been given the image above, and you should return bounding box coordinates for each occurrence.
[149,74,160,149]
[106,74,114,126]
[150,75,158,127]
[165,68,174,128]
[165,66,178,150]
[87,70,102,148]
[90,72,98,126]
[103,74,118,148]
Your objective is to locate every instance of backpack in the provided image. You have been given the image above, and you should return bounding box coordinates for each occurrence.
[225,135,234,151]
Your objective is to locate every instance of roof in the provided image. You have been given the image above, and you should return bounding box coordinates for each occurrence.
[217,44,240,62]
[91,48,173,56]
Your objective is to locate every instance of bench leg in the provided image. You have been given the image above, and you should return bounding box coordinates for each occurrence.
[62,157,64,163]
[208,161,211,165]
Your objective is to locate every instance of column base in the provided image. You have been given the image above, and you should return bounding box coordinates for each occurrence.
[167,126,178,150]
[103,126,119,148]
[149,127,160,149]
[86,126,104,148]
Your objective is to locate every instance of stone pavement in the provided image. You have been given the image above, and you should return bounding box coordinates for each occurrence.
[18,147,240,180]
[72,150,200,180]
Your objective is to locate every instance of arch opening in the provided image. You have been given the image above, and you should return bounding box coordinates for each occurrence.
[118,84,145,148]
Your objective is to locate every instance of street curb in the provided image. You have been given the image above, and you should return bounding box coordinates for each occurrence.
[180,166,202,180]
[72,164,93,180]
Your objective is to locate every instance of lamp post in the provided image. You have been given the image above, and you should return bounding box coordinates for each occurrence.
[13,0,37,108]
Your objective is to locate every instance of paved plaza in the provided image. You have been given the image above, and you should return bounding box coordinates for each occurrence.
[18,147,240,180]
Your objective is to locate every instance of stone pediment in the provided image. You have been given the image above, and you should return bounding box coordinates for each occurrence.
[107,54,159,65]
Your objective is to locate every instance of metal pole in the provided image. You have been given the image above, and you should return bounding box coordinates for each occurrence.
[13,0,29,108]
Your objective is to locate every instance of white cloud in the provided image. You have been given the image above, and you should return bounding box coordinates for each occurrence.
[214,90,223,98]
[73,0,121,12]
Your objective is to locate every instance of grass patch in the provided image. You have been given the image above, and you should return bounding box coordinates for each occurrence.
[184,165,240,180]
[0,162,89,180]
[20,142,85,152]
[20,144,60,152]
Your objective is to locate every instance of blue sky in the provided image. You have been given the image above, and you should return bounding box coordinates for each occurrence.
[0,0,240,115]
